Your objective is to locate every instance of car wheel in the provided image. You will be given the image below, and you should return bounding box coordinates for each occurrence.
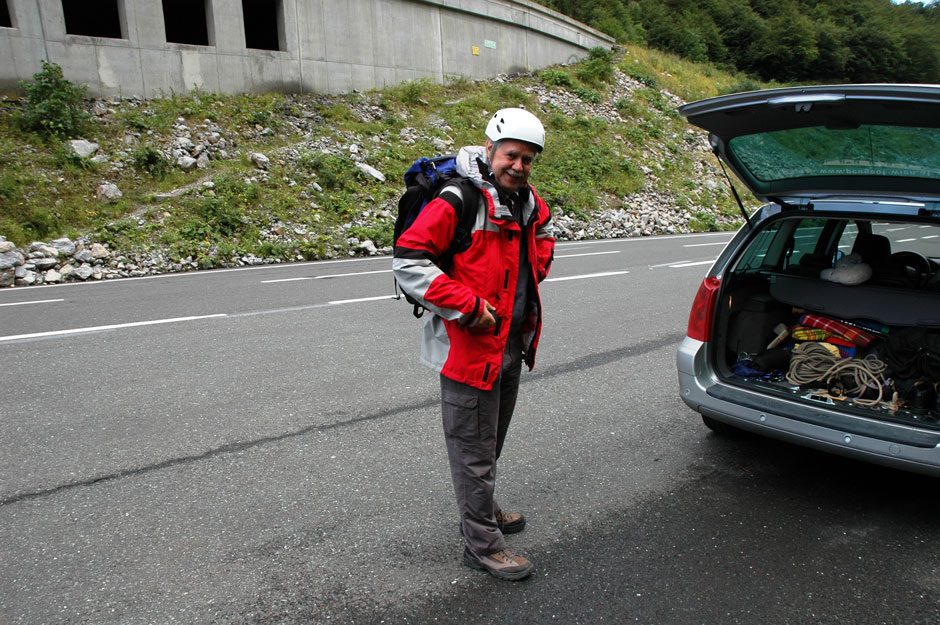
[702,415,743,436]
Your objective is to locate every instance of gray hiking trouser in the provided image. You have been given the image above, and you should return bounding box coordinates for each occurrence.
[440,333,524,555]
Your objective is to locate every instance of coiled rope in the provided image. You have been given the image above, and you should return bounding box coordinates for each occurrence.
[786,342,888,406]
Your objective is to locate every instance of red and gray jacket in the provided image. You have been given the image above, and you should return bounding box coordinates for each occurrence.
[392,145,555,390]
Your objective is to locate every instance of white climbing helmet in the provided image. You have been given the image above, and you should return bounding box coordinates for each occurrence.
[485,108,545,152]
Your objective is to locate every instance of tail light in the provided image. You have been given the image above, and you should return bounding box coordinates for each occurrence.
[687,276,721,342]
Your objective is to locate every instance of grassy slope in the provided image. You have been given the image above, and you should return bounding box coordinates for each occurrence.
[0,45,763,267]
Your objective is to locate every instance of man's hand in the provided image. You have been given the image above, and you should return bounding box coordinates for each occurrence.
[474,300,497,329]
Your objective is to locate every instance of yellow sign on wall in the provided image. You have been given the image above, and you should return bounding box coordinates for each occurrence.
[472,46,480,56]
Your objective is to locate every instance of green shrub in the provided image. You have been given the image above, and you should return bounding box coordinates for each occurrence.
[0,172,18,201]
[347,223,393,248]
[133,145,170,179]
[16,60,90,139]
[57,148,97,172]
[121,112,150,131]
[690,210,718,232]
[614,97,644,118]
[625,67,660,89]
[395,79,434,106]
[297,152,359,191]
[538,68,574,87]
[575,47,615,87]
[250,110,272,127]
[572,86,601,103]
[196,197,246,237]
[20,206,58,240]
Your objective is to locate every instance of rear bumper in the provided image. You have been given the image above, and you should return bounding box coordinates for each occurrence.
[677,336,940,477]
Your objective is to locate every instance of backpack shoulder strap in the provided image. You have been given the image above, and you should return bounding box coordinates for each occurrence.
[438,178,481,260]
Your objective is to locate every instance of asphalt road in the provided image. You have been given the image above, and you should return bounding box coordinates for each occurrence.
[2,232,939,625]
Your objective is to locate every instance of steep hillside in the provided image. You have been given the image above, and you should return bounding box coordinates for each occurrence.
[0,46,754,288]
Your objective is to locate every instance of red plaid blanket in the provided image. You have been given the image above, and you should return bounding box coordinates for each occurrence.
[799,314,875,346]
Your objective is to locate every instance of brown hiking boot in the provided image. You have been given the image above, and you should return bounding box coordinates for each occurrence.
[496,510,526,534]
[463,547,534,581]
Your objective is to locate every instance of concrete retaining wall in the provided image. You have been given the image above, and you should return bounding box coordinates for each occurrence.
[0,0,613,97]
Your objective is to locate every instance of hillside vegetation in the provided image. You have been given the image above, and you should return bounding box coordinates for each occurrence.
[542,0,940,84]
[0,46,755,281]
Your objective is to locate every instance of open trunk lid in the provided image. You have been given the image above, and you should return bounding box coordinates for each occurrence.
[679,84,940,204]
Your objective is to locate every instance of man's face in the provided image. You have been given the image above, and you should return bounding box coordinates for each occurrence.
[486,139,538,193]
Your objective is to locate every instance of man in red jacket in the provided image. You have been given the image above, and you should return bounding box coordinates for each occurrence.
[393,108,554,581]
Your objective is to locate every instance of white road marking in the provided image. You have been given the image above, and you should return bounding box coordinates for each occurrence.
[0,298,64,307]
[0,314,228,343]
[329,295,398,305]
[554,251,620,259]
[261,269,392,284]
[683,242,727,247]
[260,277,312,283]
[545,271,629,282]
[670,260,715,268]
[897,238,917,243]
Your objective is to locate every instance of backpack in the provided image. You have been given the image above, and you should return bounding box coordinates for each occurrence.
[393,155,481,318]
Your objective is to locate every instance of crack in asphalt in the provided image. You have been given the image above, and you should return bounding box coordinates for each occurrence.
[0,332,684,507]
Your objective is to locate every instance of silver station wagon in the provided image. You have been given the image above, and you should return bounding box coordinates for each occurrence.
[676,84,940,476]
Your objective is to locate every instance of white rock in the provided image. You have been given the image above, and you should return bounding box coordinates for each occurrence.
[73,249,95,264]
[0,250,24,270]
[73,265,94,281]
[90,243,110,259]
[50,238,76,256]
[359,240,378,255]
[355,162,386,182]
[97,183,123,202]
[32,257,58,270]
[69,139,99,158]
[44,269,62,283]
[15,269,36,286]
[250,152,270,170]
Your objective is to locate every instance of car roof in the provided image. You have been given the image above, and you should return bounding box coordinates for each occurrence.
[679,84,940,203]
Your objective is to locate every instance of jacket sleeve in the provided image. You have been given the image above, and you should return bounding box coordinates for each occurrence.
[531,189,554,283]
[392,191,483,324]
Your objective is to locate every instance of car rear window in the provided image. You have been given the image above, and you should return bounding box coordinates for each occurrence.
[728,125,940,183]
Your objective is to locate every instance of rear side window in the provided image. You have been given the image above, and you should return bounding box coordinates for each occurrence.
[786,218,828,268]
[733,217,835,273]
[734,222,780,271]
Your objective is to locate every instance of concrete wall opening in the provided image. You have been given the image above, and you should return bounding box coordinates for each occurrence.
[163,0,210,46]
[62,0,123,38]
[242,0,282,51]
[0,0,12,28]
